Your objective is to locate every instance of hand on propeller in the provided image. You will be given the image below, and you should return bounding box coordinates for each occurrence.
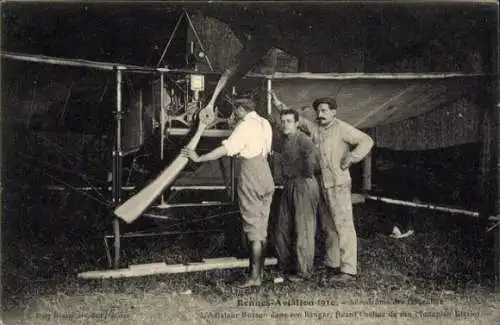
[181,148,200,163]
[181,104,217,164]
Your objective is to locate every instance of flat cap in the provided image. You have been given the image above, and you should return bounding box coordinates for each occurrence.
[312,97,338,110]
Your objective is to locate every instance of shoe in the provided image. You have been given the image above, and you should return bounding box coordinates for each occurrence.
[280,266,295,276]
[330,273,356,282]
[325,266,341,275]
[317,264,340,276]
[317,264,340,273]
[287,275,305,283]
[237,278,262,288]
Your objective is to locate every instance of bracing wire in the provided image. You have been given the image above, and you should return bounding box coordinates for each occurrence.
[17,160,112,207]
[160,209,239,231]
[29,133,108,200]
[17,152,109,203]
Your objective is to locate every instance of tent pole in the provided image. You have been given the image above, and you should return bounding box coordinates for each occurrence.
[112,67,125,269]
[160,72,166,206]
[160,72,166,161]
[267,78,272,116]
[230,158,236,202]
[362,152,372,192]
[139,89,144,146]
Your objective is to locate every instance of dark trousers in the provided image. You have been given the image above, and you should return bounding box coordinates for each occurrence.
[275,177,320,277]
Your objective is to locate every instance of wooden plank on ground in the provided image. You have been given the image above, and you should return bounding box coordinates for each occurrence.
[78,257,278,279]
[202,257,237,263]
[129,263,168,270]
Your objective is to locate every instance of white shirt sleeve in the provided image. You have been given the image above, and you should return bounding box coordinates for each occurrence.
[221,123,248,157]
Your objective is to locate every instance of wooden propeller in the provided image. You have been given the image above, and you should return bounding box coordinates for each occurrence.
[113,106,215,223]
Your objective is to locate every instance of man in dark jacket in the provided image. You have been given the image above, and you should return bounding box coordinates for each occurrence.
[274,109,320,282]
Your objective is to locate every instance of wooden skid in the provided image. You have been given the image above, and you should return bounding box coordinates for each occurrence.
[78,257,278,279]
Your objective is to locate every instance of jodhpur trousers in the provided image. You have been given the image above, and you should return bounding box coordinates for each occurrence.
[275,177,320,277]
[319,181,357,275]
[237,155,275,242]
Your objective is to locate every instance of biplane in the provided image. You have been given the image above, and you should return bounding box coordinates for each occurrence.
[2,2,498,279]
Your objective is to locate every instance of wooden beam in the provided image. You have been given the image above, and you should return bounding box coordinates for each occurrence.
[2,51,487,80]
[166,128,231,137]
[263,71,486,80]
[78,257,278,279]
[365,195,479,218]
[2,51,131,72]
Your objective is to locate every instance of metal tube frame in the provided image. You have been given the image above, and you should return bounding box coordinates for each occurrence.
[112,67,125,268]
[160,71,167,206]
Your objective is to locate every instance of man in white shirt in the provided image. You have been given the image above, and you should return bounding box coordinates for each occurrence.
[181,96,274,287]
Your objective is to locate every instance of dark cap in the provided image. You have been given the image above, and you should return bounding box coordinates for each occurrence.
[312,97,337,111]
[232,93,256,111]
